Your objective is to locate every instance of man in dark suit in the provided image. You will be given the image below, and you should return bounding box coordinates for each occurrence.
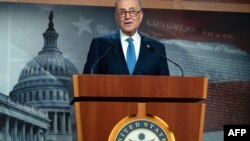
[83,0,169,75]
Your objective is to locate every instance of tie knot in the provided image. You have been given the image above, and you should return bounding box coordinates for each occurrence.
[126,38,133,44]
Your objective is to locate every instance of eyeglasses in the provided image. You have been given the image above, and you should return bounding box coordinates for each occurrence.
[115,10,141,18]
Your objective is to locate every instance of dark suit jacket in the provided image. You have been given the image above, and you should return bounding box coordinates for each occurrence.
[83,31,169,75]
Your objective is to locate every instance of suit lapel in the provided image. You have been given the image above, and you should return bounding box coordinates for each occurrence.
[110,31,130,74]
[133,36,148,74]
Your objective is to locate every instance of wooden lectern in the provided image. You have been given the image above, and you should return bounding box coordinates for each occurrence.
[71,74,208,141]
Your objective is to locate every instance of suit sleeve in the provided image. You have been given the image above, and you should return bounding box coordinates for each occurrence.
[159,43,170,76]
[83,38,99,74]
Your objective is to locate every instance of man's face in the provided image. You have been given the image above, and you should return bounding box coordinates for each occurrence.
[115,0,143,36]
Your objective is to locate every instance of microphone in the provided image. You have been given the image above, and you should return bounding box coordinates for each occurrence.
[91,44,114,74]
[146,44,184,76]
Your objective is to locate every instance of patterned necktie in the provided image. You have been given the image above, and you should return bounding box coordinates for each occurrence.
[126,38,136,75]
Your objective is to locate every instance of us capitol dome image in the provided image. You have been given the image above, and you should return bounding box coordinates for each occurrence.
[0,11,78,141]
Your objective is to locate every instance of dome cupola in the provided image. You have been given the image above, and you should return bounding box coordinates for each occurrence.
[10,11,78,108]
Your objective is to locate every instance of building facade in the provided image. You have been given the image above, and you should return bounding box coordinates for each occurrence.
[6,11,78,141]
[0,93,50,141]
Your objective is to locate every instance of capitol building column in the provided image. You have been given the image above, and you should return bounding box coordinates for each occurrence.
[67,113,71,133]
[36,128,42,141]
[62,112,66,133]
[43,129,48,141]
[22,123,26,141]
[29,124,34,141]
[4,116,9,141]
[14,119,18,141]
[53,112,58,133]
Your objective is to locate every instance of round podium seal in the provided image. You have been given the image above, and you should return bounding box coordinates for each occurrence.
[108,114,175,141]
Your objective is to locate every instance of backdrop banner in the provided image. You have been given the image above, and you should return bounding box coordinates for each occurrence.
[0,2,249,141]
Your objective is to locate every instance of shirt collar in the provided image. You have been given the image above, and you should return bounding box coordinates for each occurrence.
[119,30,141,44]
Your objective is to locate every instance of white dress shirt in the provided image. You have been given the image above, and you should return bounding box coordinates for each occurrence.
[119,30,141,61]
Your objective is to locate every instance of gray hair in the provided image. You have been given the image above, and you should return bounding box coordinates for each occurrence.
[115,0,142,10]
